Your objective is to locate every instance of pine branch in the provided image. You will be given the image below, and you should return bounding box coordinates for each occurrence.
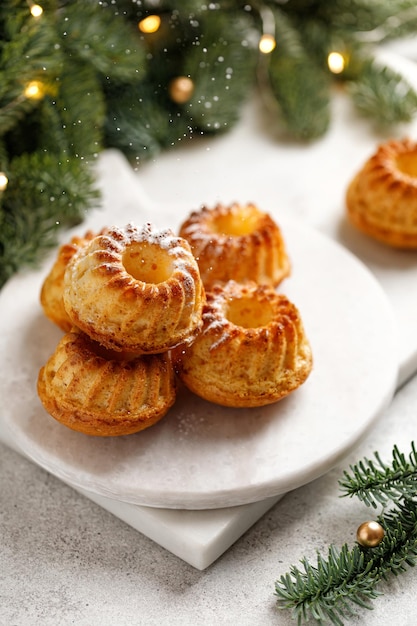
[284,0,417,39]
[339,443,417,508]
[54,59,105,158]
[0,150,99,287]
[181,11,257,133]
[275,500,417,625]
[103,82,192,162]
[1,0,417,286]
[0,5,62,135]
[262,7,331,140]
[348,62,417,127]
[58,2,146,83]
[276,545,378,626]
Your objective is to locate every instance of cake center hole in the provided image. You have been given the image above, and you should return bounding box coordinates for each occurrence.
[226,296,274,328]
[212,207,261,236]
[122,242,172,284]
[396,150,417,178]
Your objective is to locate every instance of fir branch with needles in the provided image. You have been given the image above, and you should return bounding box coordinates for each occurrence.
[348,62,417,128]
[0,150,99,287]
[339,442,417,508]
[275,443,417,625]
[2,0,417,286]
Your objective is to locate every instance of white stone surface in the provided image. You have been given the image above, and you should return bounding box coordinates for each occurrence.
[0,197,398,510]
[0,147,399,571]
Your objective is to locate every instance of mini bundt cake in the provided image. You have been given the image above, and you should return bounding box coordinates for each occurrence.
[37,327,176,436]
[63,223,205,354]
[346,138,417,248]
[178,203,291,289]
[40,230,99,331]
[172,280,312,408]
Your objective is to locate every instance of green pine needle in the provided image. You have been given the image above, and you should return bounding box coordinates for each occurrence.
[103,82,192,162]
[182,11,257,133]
[275,444,417,624]
[1,1,417,284]
[339,442,417,508]
[275,499,417,625]
[263,7,331,140]
[349,62,417,127]
[0,151,99,287]
[59,2,146,83]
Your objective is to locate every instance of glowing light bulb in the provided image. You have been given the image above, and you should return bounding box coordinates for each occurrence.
[0,172,8,191]
[327,51,345,74]
[24,80,44,100]
[30,4,43,17]
[138,15,161,34]
[259,34,276,54]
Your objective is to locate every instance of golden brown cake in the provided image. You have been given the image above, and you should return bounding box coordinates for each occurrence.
[63,223,205,353]
[37,328,176,436]
[40,230,99,331]
[346,138,417,248]
[178,203,291,289]
[172,280,312,408]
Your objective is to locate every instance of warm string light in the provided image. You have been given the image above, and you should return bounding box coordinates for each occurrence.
[138,15,161,34]
[0,172,8,191]
[259,34,276,54]
[258,6,276,55]
[327,51,346,74]
[24,80,45,100]
[29,3,43,17]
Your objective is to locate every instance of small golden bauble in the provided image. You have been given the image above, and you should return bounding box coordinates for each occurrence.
[168,76,194,104]
[356,520,385,548]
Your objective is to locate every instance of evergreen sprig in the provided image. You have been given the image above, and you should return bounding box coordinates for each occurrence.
[275,444,417,625]
[276,544,381,626]
[0,0,141,287]
[2,0,417,286]
[348,62,417,128]
[0,150,99,286]
[339,443,417,508]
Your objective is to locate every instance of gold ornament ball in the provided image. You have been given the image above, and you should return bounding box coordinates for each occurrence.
[169,77,194,104]
[356,520,385,548]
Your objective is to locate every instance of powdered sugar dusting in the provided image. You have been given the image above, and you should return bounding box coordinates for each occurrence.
[121,222,181,251]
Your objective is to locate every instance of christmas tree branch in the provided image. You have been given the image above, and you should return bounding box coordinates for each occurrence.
[275,444,417,625]
[339,442,417,508]
[1,1,417,286]
[0,151,99,286]
[348,63,417,128]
